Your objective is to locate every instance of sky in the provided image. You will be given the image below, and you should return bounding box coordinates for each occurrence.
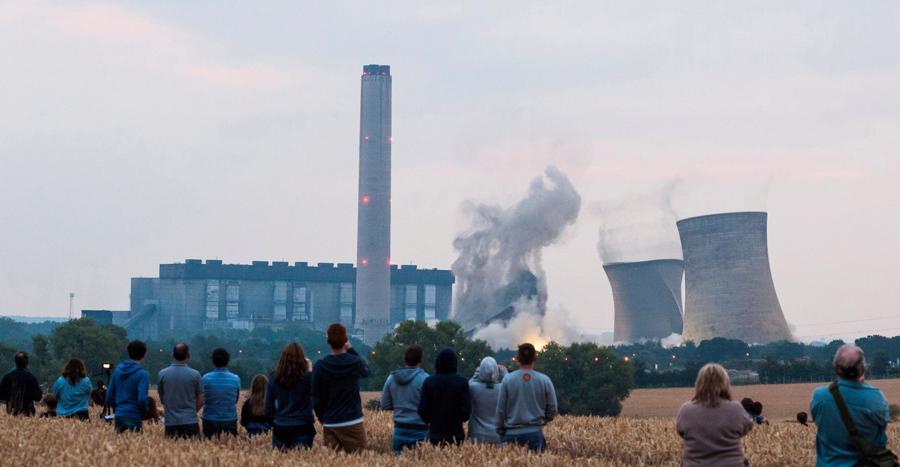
[1,1,898,342]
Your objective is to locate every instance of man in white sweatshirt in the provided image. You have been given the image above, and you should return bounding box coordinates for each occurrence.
[495,343,558,452]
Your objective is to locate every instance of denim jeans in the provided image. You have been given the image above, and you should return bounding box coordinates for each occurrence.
[392,427,429,454]
[245,422,271,437]
[272,425,316,450]
[502,430,547,453]
[165,423,199,439]
[114,417,143,434]
[203,419,238,438]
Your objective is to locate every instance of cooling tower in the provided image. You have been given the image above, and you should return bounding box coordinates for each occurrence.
[603,259,684,343]
[356,64,392,344]
[677,211,791,344]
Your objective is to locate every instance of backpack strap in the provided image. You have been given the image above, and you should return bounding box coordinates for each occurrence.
[829,381,873,455]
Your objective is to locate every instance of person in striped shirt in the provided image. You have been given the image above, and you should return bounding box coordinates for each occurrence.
[201,348,241,438]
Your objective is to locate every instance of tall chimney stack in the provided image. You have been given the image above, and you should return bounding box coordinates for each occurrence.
[355,64,392,344]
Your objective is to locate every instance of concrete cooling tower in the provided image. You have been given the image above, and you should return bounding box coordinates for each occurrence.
[677,211,791,344]
[603,259,684,343]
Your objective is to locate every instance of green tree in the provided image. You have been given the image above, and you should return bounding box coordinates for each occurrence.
[538,342,634,416]
[368,320,493,389]
[46,318,128,383]
[872,351,889,378]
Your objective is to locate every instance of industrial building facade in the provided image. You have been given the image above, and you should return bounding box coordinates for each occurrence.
[123,259,453,341]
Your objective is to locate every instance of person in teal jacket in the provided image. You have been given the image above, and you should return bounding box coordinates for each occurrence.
[811,344,890,467]
[51,358,93,420]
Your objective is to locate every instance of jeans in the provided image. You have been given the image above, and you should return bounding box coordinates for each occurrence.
[272,424,316,450]
[114,417,143,434]
[165,423,200,439]
[245,422,271,437]
[502,430,547,453]
[392,427,429,454]
[203,419,238,438]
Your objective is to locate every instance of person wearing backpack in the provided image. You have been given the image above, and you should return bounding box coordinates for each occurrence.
[0,352,43,416]
[811,344,897,467]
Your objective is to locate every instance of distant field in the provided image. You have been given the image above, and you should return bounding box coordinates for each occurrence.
[622,379,900,419]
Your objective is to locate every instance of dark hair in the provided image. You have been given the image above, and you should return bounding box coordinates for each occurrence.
[797,411,809,426]
[172,343,190,362]
[274,343,308,387]
[740,398,754,412]
[14,352,29,369]
[327,323,348,350]
[128,340,147,360]
[62,358,86,385]
[751,401,764,416]
[43,393,58,409]
[404,345,424,367]
[517,343,537,366]
[211,348,230,368]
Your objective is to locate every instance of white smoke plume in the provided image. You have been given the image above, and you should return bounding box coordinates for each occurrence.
[451,166,581,334]
[595,181,682,265]
[472,299,606,350]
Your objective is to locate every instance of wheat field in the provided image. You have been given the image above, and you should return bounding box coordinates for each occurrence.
[1,405,896,466]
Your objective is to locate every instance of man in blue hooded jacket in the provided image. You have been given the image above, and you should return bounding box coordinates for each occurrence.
[418,348,471,446]
[106,340,149,433]
[381,344,429,453]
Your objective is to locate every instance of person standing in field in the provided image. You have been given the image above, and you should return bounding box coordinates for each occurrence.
[157,343,203,439]
[468,356,508,444]
[50,358,92,420]
[266,343,316,449]
[676,363,753,467]
[201,348,241,438]
[241,374,272,437]
[107,341,150,433]
[312,323,369,453]
[496,343,557,452]
[381,344,429,453]
[0,352,43,416]
[810,344,892,467]
[418,348,471,447]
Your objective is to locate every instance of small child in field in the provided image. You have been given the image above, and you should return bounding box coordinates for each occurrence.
[40,394,58,418]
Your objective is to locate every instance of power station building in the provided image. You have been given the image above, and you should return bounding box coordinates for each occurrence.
[121,259,453,341]
[678,211,791,344]
[603,259,684,343]
[356,64,393,344]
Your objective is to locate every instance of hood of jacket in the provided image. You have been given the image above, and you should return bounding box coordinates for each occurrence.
[435,348,458,375]
[473,356,499,384]
[316,352,362,377]
[391,367,426,385]
[116,360,144,380]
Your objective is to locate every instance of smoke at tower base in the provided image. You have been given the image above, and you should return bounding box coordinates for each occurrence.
[450,166,581,348]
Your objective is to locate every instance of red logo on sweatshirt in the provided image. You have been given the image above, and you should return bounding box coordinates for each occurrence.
[522,373,532,382]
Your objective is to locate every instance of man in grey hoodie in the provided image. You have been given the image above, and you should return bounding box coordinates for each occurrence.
[496,343,558,452]
[381,345,429,453]
[468,356,508,444]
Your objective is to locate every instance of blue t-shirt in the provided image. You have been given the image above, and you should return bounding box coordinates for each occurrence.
[811,380,889,467]
[202,368,240,422]
[51,376,92,416]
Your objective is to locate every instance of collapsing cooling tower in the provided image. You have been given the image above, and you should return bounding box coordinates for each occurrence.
[603,259,684,343]
[677,211,791,344]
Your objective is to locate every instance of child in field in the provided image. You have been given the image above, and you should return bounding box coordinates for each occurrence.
[40,394,58,418]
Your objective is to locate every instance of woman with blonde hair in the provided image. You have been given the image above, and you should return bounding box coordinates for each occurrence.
[676,363,754,467]
[241,374,271,437]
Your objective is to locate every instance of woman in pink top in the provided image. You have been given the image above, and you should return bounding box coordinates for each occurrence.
[676,364,754,467]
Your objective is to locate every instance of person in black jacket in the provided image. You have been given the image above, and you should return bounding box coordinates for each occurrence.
[241,374,271,437]
[312,323,369,453]
[0,352,43,416]
[418,348,471,446]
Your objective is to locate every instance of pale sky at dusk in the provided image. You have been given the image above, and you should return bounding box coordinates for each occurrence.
[1,1,898,342]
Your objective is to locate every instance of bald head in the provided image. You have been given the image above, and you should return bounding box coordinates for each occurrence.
[833,344,866,381]
[173,343,190,362]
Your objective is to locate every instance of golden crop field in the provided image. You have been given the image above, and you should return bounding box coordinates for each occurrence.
[1,404,897,466]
